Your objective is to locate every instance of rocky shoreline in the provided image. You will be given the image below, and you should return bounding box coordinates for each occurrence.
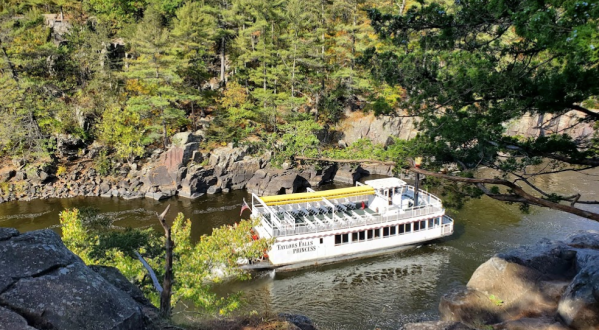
[0,132,396,204]
[406,230,599,330]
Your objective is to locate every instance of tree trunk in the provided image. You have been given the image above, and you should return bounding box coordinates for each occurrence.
[220,37,226,83]
[399,0,406,15]
[157,206,173,318]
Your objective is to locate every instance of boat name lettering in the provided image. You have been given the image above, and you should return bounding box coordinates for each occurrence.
[278,241,316,254]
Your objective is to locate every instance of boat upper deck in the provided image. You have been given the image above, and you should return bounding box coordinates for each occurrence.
[251,179,445,237]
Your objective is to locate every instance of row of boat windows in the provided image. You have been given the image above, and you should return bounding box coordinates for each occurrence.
[334,218,441,246]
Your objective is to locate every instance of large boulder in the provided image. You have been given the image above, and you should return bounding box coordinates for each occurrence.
[141,165,177,191]
[160,143,199,172]
[246,170,310,196]
[227,157,261,190]
[171,131,203,147]
[178,166,216,199]
[438,231,599,330]
[333,165,367,184]
[0,228,151,330]
[209,146,248,168]
[56,134,85,160]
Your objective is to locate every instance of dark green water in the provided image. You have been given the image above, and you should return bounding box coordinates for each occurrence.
[1,172,599,329]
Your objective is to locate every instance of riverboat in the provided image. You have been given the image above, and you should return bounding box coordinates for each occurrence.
[249,177,454,270]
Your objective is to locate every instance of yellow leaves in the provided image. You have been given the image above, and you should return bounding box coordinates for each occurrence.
[124,79,151,95]
[219,81,248,109]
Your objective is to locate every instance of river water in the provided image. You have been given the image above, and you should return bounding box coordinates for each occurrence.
[1,172,599,329]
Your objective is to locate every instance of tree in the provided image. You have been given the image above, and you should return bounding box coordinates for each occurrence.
[123,5,188,149]
[362,0,599,220]
[60,206,273,317]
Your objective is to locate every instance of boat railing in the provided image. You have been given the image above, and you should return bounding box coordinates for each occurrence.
[404,185,442,207]
[441,215,454,235]
[270,204,444,237]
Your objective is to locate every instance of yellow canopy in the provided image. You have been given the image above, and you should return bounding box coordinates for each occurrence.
[260,186,374,206]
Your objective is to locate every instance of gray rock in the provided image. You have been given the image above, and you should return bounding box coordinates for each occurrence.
[14,171,26,180]
[0,306,37,330]
[0,227,18,241]
[159,142,199,172]
[207,186,222,194]
[56,134,84,160]
[405,321,474,330]
[492,317,571,330]
[171,131,203,147]
[0,228,158,330]
[278,313,317,330]
[191,150,204,164]
[143,166,176,189]
[333,167,362,184]
[122,192,145,200]
[0,169,16,182]
[0,263,143,330]
[89,266,152,307]
[99,182,111,194]
[0,229,81,292]
[209,146,247,168]
[178,167,216,199]
[145,191,170,201]
[557,264,599,330]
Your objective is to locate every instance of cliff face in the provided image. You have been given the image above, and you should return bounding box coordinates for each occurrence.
[0,228,159,330]
[336,110,595,146]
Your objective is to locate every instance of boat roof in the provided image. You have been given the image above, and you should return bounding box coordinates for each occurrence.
[260,185,375,206]
[363,177,407,190]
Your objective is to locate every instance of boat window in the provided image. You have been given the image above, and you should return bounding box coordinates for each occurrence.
[352,232,358,242]
[335,234,349,245]
[359,231,365,241]
[420,220,426,230]
[342,233,349,243]
[390,226,397,235]
[413,221,420,231]
[383,227,390,237]
[374,228,381,239]
[405,223,412,232]
[398,224,405,234]
[434,217,440,226]
[367,229,374,240]
[428,219,434,228]
[320,238,323,244]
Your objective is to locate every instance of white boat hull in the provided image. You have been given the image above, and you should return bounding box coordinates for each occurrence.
[256,214,453,267]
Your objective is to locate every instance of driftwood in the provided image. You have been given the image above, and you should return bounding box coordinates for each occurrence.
[134,251,163,293]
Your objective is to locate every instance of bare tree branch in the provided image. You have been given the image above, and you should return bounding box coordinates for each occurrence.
[134,251,163,293]
[570,104,599,120]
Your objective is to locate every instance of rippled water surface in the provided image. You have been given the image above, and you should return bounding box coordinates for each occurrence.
[2,171,599,329]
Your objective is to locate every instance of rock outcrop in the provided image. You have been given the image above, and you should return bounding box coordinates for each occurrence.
[336,110,594,148]
[409,230,599,330]
[0,227,158,330]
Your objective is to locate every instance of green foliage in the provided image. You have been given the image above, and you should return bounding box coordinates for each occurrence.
[93,150,113,176]
[0,0,408,162]
[59,207,273,315]
[488,294,503,307]
[365,0,599,169]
